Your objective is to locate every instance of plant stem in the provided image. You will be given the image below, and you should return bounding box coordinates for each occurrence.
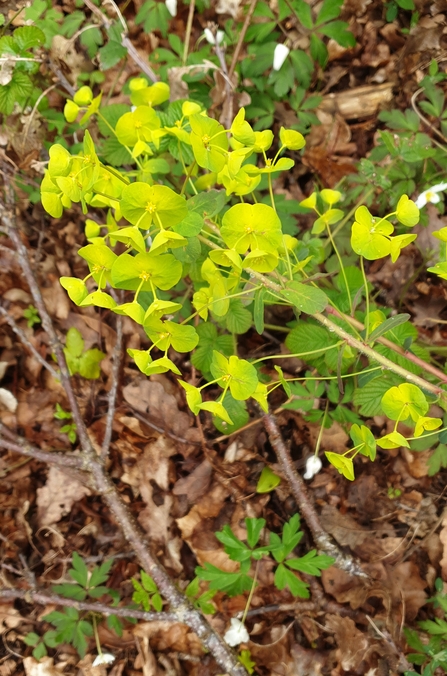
[182,0,195,66]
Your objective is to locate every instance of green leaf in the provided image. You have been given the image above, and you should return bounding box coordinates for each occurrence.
[23,632,40,647]
[212,392,249,434]
[121,183,187,230]
[351,206,393,260]
[111,252,182,291]
[89,559,113,588]
[349,423,376,460]
[79,348,105,379]
[0,72,33,115]
[286,550,334,575]
[65,327,84,359]
[325,452,355,480]
[246,518,266,549]
[189,114,229,172]
[52,584,86,601]
[33,642,48,660]
[285,322,335,357]
[368,313,411,342]
[60,277,88,305]
[353,374,401,416]
[195,563,253,596]
[428,444,447,476]
[97,103,131,136]
[225,299,252,334]
[381,383,428,422]
[221,203,282,254]
[98,21,127,70]
[257,466,281,493]
[70,552,89,587]
[396,194,419,227]
[376,431,409,449]
[281,281,328,314]
[210,352,258,400]
[13,25,46,51]
[216,525,252,562]
[274,563,309,597]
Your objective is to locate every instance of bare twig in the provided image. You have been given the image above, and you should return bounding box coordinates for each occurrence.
[263,412,369,579]
[228,0,257,78]
[0,305,58,379]
[326,306,447,385]
[101,314,123,460]
[83,0,158,83]
[0,588,177,623]
[0,426,83,469]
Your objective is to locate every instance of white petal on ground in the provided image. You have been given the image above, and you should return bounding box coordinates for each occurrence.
[92,653,115,667]
[224,618,250,646]
[273,43,290,71]
[303,455,323,480]
[0,388,17,412]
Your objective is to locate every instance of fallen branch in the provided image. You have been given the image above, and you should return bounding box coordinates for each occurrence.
[0,182,248,675]
[0,588,178,624]
[263,412,369,580]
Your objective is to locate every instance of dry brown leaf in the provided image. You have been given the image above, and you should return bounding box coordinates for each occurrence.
[123,378,198,444]
[325,614,369,671]
[36,465,91,526]
[23,657,61,676]
[133,621,203,656]
[172,459,213,503]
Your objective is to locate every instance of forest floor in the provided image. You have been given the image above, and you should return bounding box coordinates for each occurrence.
[1,0,447,675]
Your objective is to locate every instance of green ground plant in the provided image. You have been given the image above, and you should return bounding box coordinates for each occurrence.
[39,76,447,482]
[405,578,447,675]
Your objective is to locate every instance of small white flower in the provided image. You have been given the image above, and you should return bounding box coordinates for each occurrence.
[204,28,225,45]
[303,455,322,480]
[273,43,290,71]
[165,0,177,17]
[92,653,115,667]
[224,618,249,647]
[415,182,447,209]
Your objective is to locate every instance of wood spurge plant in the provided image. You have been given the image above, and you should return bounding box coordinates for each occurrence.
[44,80,447,481]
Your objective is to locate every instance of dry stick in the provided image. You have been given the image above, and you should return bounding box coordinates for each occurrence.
[325,306,447,385]
[0,197,248,676]
[83,0,158,83]
[0,589,177,623]
[0,430,83,469]
[242,265,447,402]
[101,314,123,460]
[0,306,58,379]
[228,0,258,79]
[263,412,369,579]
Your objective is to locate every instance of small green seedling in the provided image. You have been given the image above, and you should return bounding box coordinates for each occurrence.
[54,403,77,444]
[23,304,41,328]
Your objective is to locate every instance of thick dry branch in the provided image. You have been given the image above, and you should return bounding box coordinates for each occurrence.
[0,425,83,469]
[0,187,248,675]
[0,588,177,623]
[263,413,369,580]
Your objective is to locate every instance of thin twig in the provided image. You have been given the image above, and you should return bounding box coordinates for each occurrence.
[228,0,257,78]
[326,306,447,385]
[101,314,123,460]
[0,588,177,623]
[0,426,82,469]
[0,305,58,379]
[83,0,158,83]
[263,412,369,579]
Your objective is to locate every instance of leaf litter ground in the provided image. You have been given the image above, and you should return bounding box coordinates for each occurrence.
[2,0,447,674]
